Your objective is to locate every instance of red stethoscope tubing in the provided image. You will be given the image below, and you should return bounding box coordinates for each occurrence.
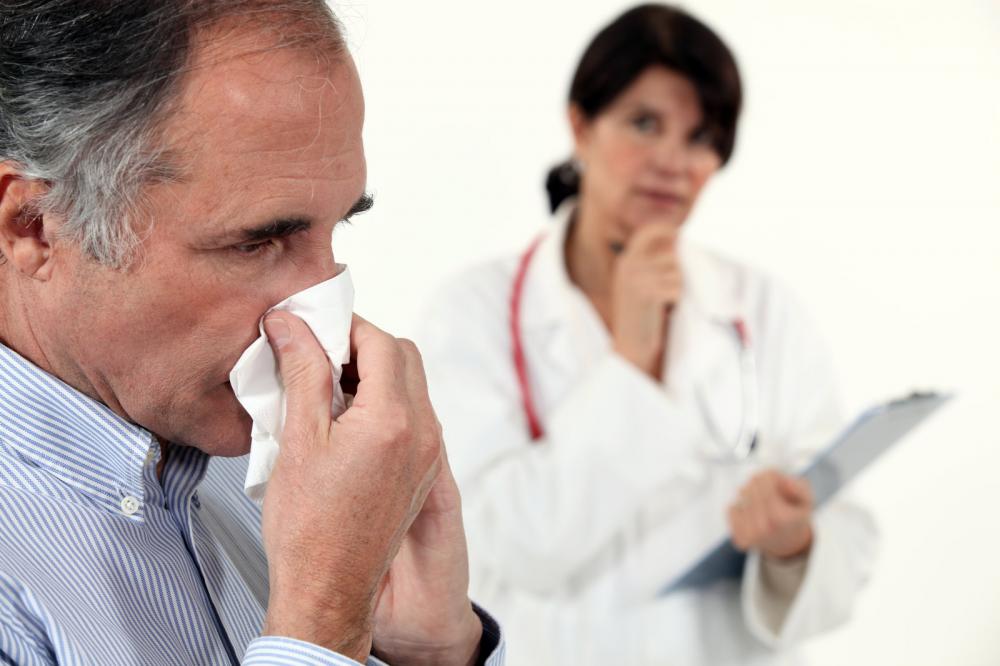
[509,235,751,444]
[510,235,547,441]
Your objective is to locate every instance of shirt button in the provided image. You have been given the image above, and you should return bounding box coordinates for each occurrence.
[120,495,141,516]
[191,493,201,510]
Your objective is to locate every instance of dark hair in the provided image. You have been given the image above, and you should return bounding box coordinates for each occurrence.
[0,0,343,267]
[546,3,742,213]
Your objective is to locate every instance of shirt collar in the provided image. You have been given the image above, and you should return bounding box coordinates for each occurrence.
[0,342,157,520]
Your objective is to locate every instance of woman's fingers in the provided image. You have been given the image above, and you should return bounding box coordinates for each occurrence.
[729,470,815,557]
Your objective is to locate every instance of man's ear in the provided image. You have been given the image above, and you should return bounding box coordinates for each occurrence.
[0,164,56,281]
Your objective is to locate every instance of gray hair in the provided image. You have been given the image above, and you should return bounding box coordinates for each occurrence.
[0,0,344,268]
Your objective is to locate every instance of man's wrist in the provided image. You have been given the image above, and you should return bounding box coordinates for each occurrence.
[264,593,374,662]
[373,603,483,666]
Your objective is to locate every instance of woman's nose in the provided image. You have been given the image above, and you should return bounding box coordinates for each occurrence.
[650,136,688,176]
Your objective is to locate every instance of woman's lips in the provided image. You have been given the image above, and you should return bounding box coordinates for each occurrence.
[636,189,685,207]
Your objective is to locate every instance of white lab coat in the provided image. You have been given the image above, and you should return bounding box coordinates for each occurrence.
[416,207,879,665]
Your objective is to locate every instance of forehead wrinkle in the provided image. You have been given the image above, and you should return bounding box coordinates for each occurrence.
[217,85,350,188]
[143,25,365,248]
[292,73,342,159]
[205,162,361,232]
[164,40,353,164]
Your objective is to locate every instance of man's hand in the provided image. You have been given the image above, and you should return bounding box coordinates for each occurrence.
[371,453,482,666]
[610,224,683,380]
[259,312,480,664]
[727,469,814,560]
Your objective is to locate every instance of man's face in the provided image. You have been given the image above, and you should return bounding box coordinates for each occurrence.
[37,30,367,456]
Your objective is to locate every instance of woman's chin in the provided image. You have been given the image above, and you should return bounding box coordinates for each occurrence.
[623,211,688,233]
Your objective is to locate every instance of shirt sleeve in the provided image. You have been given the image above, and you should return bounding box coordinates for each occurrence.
[0,582,56,666]
[0,631,53,666]
[245,604,505,666]
[474,602,506,666]
[243,636,368,666]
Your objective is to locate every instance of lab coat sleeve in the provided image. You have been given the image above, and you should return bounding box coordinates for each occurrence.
[740,278,880,646]
[743,502,878,646]
[416,271,706,596]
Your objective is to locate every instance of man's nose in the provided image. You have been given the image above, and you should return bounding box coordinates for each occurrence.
[310,248,342,284]
[281,248,342,300]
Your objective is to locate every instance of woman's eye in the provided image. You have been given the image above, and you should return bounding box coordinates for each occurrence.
[690,127,714,146]
[631,114,659,134]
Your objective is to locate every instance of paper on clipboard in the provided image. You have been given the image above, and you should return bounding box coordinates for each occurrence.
[660,391,952,594]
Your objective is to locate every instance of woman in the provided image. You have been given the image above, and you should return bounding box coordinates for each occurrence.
[416,5,878,664]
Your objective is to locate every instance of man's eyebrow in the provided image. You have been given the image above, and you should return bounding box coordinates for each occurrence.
[345,192,375,219]
[238,217,313,243]
[209,193,374,246]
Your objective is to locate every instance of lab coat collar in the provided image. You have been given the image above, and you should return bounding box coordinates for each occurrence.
[521,200,743,333]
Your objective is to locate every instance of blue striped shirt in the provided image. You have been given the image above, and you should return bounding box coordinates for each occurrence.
[0,343,504,665]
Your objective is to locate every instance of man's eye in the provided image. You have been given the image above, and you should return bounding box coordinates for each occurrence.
[231,240,275,256]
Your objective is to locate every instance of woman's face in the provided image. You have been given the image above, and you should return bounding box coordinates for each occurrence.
[571,66,722,244]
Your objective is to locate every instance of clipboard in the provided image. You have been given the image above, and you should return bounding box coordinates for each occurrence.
[662,391,952,593]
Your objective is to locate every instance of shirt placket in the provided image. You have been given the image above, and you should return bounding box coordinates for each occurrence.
[163,448,241,665]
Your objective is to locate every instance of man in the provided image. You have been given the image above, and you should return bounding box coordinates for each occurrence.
[0,2,502,664]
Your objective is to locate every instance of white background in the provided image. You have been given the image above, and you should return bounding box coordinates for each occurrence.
[332,1,1000,663]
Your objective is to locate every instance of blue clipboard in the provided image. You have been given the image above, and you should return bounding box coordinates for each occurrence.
[662,391,952,593]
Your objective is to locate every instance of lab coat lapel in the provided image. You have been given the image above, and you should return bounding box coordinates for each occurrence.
[666,242,746,448]
[517,211,750,436]
[517,205,606,390]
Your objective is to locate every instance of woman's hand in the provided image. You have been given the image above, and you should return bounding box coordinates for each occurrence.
[728,469,815,560]
[610,224,683,380]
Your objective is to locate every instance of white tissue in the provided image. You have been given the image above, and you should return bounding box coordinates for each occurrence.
[229,266,354,502]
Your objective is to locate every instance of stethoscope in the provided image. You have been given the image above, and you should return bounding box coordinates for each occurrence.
[510,235,760,461]
[695,317,759,462]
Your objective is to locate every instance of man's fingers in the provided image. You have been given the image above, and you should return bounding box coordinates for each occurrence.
[348,314,407,407]
[264,312,333,436]
[397,339,431,404]
[347,313,384,358]
[397,339,446,492]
